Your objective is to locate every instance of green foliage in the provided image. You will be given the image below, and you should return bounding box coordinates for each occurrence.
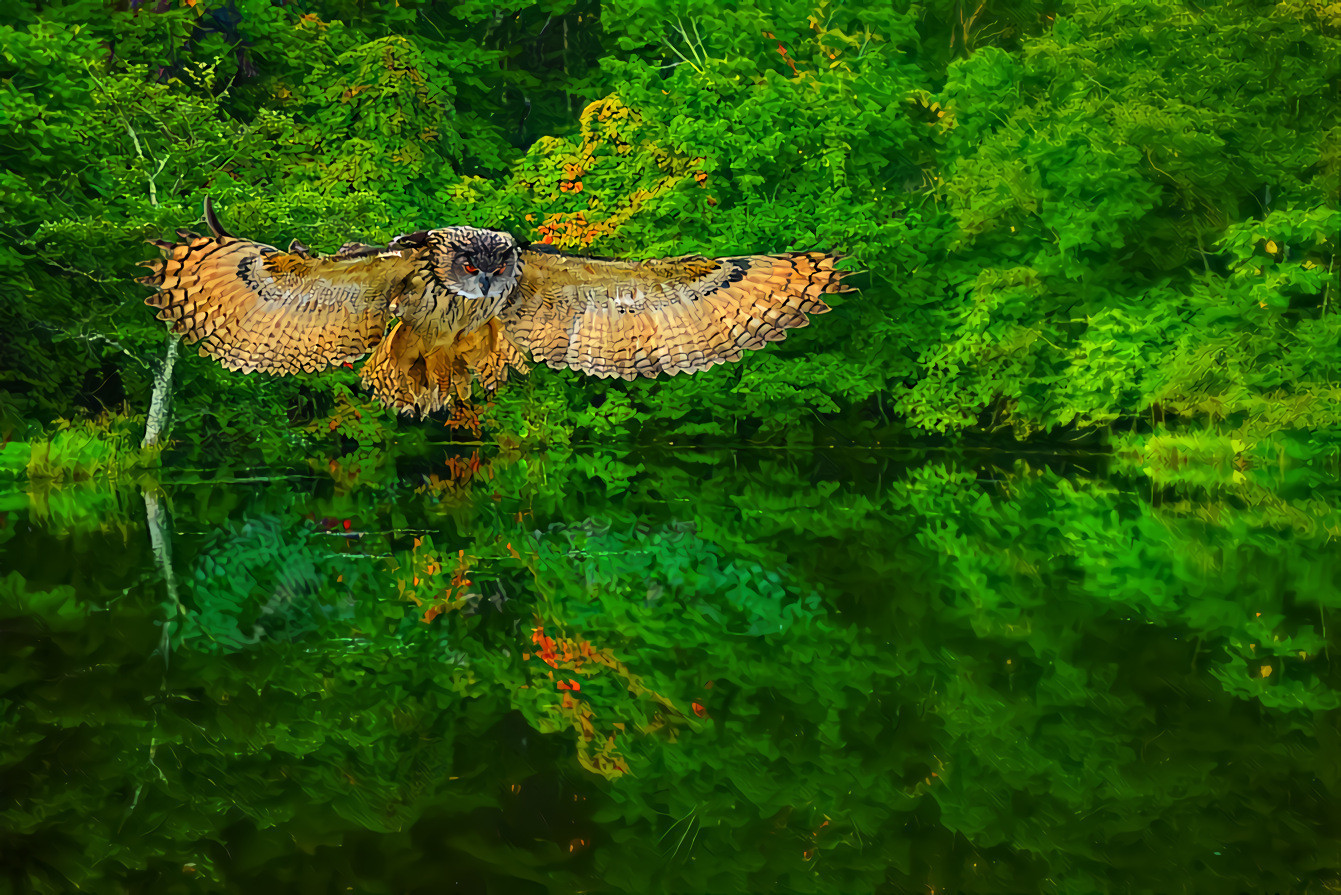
[2,0,1335,454]
[896,0,1340,436]
[0,415,160,481]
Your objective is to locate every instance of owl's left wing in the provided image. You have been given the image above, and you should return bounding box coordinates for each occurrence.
[502,248,852,380]
[139,203,424,375]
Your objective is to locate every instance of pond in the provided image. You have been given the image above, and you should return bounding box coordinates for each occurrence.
[3,442,1340,893]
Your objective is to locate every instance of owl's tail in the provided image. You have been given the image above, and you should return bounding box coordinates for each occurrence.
[360,319,529,417]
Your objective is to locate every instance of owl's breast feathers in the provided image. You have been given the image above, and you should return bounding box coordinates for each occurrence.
[141,201,853,417]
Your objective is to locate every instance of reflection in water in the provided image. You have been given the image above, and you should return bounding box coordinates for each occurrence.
[143,488,182,664]
[2,445,1340,893]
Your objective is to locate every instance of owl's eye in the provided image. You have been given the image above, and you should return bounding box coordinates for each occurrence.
[495,265,505,275]
[464,264,478,273]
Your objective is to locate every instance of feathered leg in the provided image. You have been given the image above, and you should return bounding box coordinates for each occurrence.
[456,319,530,394]
[360,322,451,416]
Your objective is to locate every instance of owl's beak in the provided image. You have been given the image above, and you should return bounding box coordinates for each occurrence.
[478,274,492,294]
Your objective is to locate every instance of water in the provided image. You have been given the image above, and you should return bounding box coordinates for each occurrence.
[3,444,1340,893]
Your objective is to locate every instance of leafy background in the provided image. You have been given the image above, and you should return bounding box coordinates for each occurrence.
[1,0,1336,457]
[2,1,1341,893]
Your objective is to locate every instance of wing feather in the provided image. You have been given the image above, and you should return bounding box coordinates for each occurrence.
[503,249,852,381]
[139,230,422,376]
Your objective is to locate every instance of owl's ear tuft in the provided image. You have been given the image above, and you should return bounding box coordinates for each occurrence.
[391,230,431,249]
[203,197,233,239]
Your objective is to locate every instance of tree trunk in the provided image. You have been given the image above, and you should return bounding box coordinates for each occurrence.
[142,335,180,449]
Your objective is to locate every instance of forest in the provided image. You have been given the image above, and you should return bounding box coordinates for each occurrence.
[1,0,1337,467]
[3,1,1341,893]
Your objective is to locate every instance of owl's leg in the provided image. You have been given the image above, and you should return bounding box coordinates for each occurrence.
[360,321,457,416]
[456,319,530,394]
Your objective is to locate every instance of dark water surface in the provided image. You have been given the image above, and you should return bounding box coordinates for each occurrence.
[3,445,1341,893]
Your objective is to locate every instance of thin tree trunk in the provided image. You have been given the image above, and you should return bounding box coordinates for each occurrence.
[142,335,180,448]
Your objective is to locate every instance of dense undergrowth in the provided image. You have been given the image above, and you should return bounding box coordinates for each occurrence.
[1,0,1337,465]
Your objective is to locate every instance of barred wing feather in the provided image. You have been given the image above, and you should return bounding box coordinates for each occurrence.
[502,249,853,381]
[139,232,420,375]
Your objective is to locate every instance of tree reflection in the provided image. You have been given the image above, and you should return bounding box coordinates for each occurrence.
[1,445,1340,892]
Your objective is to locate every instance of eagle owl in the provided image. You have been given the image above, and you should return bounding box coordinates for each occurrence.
[140,200,852,416]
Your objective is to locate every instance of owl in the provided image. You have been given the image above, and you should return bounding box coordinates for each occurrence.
[140,200,853,416]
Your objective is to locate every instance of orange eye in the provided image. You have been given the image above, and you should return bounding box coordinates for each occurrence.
[495,265,505,275]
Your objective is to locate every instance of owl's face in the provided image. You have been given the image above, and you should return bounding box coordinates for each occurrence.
[427,227,521,300]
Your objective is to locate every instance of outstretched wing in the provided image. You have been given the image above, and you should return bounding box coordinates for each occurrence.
[502,248,852,380]
[139,204,423,375]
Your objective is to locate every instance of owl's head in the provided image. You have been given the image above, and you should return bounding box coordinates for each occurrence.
[423,227,521,300]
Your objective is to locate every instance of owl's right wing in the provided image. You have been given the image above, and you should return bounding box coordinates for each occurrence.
[139,206,425,375]
[502,248,852,380]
